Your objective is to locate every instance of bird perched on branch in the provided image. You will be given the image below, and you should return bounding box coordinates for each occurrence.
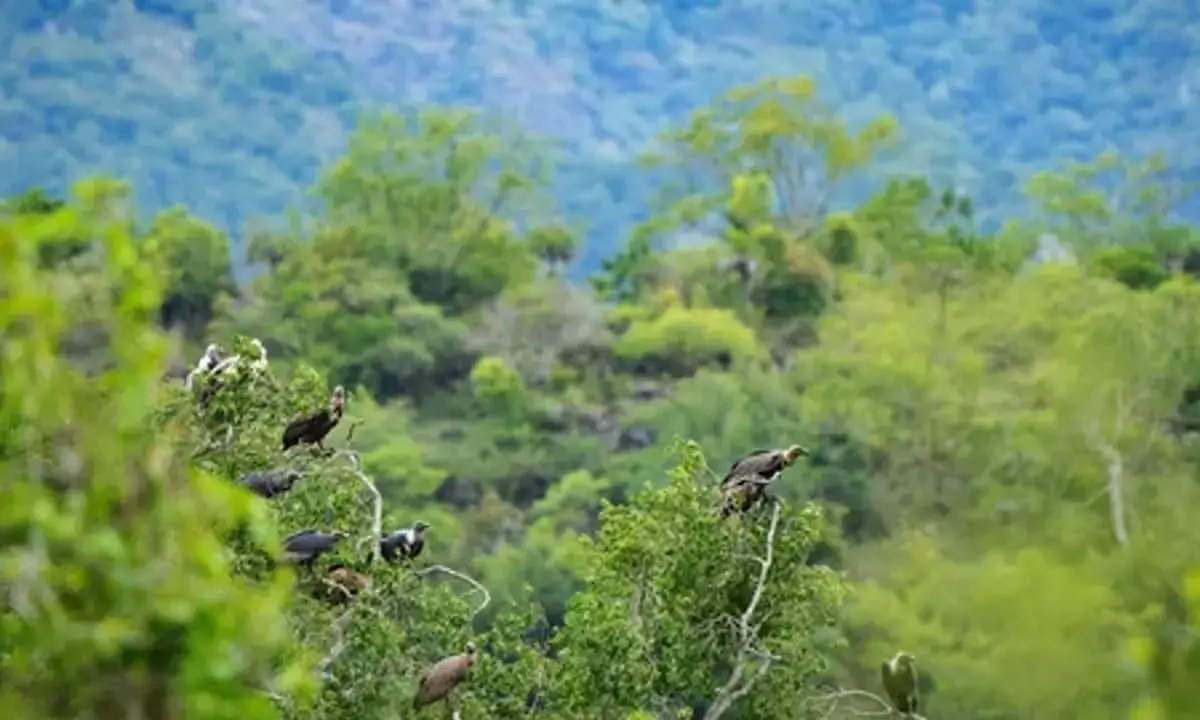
[282,385,345,452]
[380,521,430,563]
[412,641,477,712]
[881,651,919,717]
[238,468,302,499]
[322,563,372,603]
[720,444,809,516]
[185,343,225,390]
[283,529,347,567]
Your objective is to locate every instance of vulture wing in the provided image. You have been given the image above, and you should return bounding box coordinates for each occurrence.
[282,414,311,449]
[721,449,780,488]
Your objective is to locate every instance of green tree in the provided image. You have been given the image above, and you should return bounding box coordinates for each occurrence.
[0,178,309,719]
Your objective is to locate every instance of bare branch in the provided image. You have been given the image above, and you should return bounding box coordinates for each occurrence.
[343,417,363,445]
[811,688,894,719]
[317,608,354,682]
[329,449,383,556]
[416,564,492,622]
[702,501,782,720]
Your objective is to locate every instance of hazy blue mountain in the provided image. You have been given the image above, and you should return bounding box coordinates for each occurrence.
[2,0,1197,275]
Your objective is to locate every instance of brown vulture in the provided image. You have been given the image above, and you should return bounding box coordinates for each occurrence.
[238,468,302,499]
[720,444,809,516]
[322,563,372,603]
[380,521,430,563]
[881,651,919,716]
[282,386,345,451]
[283,529,347,567]
[412,641,477,712]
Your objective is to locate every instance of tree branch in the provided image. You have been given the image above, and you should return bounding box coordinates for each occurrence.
[702,501,782,720]
[1086,388,1130,548]
[415,564,492,623]
[329,449,383,557]
[317,608,354,682]
[811,688,895,719]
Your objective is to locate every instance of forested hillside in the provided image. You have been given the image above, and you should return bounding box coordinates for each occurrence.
[4,68,1200,718]
[3,0,1199,274]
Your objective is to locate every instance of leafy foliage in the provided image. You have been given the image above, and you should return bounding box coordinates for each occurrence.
[5,59,1200,720]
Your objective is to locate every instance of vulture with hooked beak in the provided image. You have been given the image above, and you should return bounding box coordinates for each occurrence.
[238,468,302,499]
[380,521,430,563]
[881,651,919,717]
[282,386,345,452]
[283,529,347,567]
[412,641,477,712]
[720,444,809,516]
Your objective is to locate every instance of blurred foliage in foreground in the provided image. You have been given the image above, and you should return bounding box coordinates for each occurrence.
[3,73,1200,718]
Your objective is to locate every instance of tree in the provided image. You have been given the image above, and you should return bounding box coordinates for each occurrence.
[0,179,309,719]
[551,440,845,719]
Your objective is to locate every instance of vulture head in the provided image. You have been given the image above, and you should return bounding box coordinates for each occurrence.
[894,651,916,667]
[463,641,477,664]
[781,444,810,466]
[280,469,303,490]
[330,385,346,413]
[413,520,431,534]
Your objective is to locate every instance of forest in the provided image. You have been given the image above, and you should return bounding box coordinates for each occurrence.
[3,72,1200,719]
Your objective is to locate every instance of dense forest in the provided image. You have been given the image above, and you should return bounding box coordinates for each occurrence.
[4,69,1200,719]
[3,0,1198,274]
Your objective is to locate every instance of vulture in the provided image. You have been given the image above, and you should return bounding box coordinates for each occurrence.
[322,563,372,603]
[720,444,809,516]
[283,529,348,567]
[380,521,430,563]
[238,468,302,499]
[412,641,477,712]
[881,651,919,716]
[282,386,346,451]
[185,343,225,390]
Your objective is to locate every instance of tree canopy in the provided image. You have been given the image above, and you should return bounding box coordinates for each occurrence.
[3,71,1200,719]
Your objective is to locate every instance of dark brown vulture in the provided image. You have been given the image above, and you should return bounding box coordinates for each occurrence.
[412,641,477,712]
[720,444,809,516]
[322,564,372,603]
[238,468,302,499]
[380,521,430,563]
[282,385,345,451]
[283,529,347,568]
[881,651,919,716]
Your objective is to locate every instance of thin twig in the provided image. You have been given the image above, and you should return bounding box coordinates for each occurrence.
[702,501,782,720]
[415,564,492,622]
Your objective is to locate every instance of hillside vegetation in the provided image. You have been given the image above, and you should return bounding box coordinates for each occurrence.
[3,1,1198,272]
[4,70,1200,719]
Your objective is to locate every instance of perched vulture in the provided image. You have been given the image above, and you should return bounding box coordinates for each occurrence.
[720,444,809,516]
[283,529,348,567]
[380,521,430,563]
[412,641,477,712]
[881,651,919,716]
[282,386,346,451]
[322,563,372,603]
[185,343,225,390]
[238,468,302,499]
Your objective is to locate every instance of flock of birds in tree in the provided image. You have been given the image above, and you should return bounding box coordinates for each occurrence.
[185,342,921,718]
[186,342,470,714]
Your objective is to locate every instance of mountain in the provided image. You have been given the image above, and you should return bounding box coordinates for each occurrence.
[2,0,1197,275]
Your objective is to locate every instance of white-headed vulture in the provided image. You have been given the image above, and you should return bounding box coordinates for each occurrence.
[412,641,477,711]
[720,444,809,516]
[282,386,345,451]
[380,521,430,563]
[881,651,919,716]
